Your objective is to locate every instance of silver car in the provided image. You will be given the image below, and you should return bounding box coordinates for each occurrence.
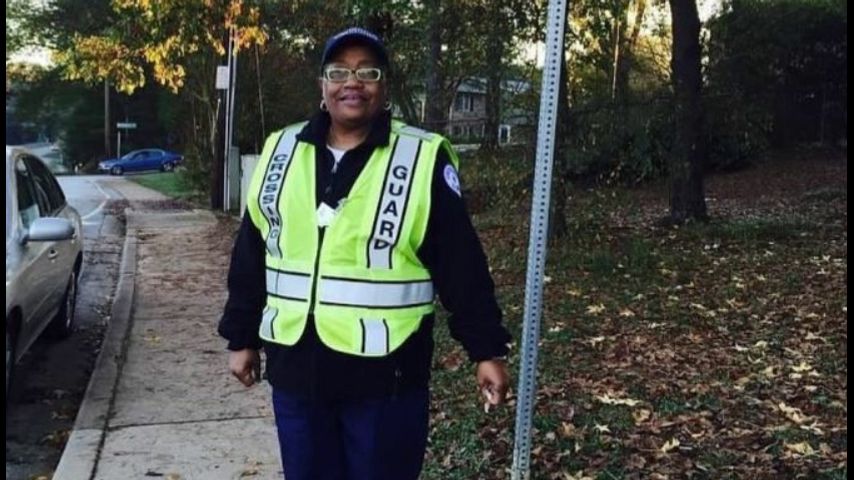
[5,147,83,396]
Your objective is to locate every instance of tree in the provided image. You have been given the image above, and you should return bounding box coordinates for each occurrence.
[705,0,847,164]
[668,0,707,223]
[52,0,266,208]
[550,7,574,240]
[6,0,26,60]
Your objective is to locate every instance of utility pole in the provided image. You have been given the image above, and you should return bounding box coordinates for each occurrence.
[216,25,239,212]
[104,80,111,157]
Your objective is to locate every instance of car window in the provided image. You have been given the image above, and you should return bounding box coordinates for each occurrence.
[15,158,41,229]
[25,156,66,214]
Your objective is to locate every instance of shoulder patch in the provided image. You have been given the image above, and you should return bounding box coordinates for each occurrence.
[443,164,462,197]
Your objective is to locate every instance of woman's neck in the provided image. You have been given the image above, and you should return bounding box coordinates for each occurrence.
[327,122,371,151]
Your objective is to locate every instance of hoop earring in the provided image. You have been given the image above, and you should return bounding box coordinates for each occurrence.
[384,100,392,111]
[320,99,328,112]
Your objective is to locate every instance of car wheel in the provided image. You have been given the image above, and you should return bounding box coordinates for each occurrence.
[111,166,123,176]
[6,329,16,400]
[161,162,175,172]
[47,271,77,339]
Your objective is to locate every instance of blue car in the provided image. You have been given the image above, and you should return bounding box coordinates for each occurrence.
[98,149,183,175]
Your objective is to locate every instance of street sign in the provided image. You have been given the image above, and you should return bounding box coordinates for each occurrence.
[116,122,137,129]
[216,66,230,90]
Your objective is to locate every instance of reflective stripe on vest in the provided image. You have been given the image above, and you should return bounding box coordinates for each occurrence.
[257,128,300,259]
[317,277,434,308]
[259,306,278,341]
[360,317,389,355]
[367,134,421,269]
[266,269,311,301]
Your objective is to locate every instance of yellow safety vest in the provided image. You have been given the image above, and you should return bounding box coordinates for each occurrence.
[246,120,459,356]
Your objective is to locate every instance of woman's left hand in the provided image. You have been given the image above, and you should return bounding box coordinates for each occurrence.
[476,359,510,406]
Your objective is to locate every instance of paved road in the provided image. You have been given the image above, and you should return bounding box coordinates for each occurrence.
[59,175,127,239]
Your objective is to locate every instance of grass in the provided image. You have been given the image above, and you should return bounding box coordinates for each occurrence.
[422,150,848,479]
[683,217,812,243]
[128,170,202,202]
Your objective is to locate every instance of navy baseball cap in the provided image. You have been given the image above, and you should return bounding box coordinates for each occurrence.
[320,27,389,70]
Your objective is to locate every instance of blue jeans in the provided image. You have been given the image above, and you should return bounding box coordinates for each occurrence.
[272,387,430,480]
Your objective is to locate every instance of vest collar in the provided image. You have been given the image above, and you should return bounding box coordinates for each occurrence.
[297,110,392,152]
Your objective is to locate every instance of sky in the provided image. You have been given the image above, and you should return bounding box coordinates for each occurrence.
[523,0,724,67]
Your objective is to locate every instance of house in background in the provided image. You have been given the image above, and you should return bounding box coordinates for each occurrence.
[409,78,533,147]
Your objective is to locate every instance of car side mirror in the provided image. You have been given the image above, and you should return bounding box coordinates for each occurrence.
[23,218,75,244]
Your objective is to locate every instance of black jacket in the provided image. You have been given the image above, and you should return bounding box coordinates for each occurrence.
[218,111,510,400]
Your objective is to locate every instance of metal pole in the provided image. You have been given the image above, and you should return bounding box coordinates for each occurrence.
[117,130,122,159]
[223,27,235,211]
[511,0,568,479]
[104,80,111,157]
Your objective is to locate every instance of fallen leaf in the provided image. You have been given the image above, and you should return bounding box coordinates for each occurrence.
[800,422,825,436]
[593,423,611,434]
[805,332,827,342]
[785,441,816,456]
[596,393,641,407]
[791,362,814,373]
[586,304,606,315]
[560,422,576,438]
[660,437,680,453]
[633,409,652,425]
[779,402,811,424]
[564,471,594,480]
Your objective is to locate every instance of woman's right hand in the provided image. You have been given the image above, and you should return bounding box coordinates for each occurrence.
[229,349,261,387]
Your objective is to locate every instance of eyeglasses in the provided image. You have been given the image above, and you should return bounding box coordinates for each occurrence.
[323,67,384,83]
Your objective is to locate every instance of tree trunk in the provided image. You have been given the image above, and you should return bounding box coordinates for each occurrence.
[424,0,446,133]
[550,10,572,240]
[611,18,622,101]
[481,3,503,150]
[104,80,111,157]
[364,11,420,125]
[614,0,647,103]
[390,77,420,125]
[668,0,708,223]
[254,44,266,147]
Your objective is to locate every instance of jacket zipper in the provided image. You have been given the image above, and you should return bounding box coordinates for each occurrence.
[308,162,336,315]
[308,227,325,315]
[308,157,335,400]
[392,366,402,400]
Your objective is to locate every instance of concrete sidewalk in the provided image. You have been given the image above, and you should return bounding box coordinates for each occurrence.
[55,208,281,480]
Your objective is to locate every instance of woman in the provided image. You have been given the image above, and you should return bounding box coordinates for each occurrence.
[219,27,511,480]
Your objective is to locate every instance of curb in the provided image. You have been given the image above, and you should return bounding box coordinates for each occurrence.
[53,210,138,480]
